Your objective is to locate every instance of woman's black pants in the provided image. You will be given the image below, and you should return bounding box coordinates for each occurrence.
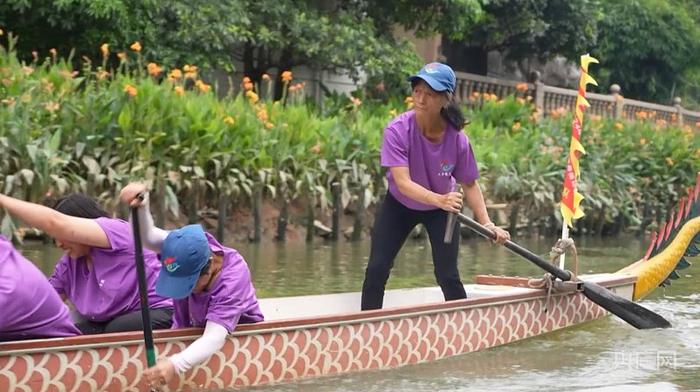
[361,192,466,310]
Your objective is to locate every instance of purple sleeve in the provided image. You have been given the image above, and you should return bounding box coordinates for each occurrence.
[380,122,409,168]
[452,134,480,184]
[171,299,190,329]
[48,256,70,295]
[93,218,132,253]
[205,259,257,333]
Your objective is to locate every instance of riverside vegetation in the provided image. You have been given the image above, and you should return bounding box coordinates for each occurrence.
[0,32,698,241]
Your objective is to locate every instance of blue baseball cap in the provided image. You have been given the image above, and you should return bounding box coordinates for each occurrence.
[155,224,211,299]
[408,62,456,93]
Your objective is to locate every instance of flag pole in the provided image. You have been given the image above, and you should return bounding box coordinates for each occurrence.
[558,224,569,269]
[558,53,598,269]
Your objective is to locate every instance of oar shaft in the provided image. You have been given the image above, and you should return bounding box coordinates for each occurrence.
[132,208,157,367]
[457,212,671,329]
[457,212,572,281]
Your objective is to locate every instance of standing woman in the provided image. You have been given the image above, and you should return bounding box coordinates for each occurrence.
[0,193,173,333]
[361,62,510,310]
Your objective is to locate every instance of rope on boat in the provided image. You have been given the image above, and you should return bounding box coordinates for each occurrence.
[527,238,579,313]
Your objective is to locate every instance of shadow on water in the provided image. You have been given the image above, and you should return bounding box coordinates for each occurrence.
[18,233,699,391]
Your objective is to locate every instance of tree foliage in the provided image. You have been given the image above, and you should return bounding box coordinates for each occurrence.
[460,0,599,63]
[0,0,481,86]
[595,0,700,103]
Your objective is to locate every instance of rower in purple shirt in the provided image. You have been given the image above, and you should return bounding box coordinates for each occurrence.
[120,183,264,388]
[0,193,173,334]
[361,62,511,311]
[0,235,80,341]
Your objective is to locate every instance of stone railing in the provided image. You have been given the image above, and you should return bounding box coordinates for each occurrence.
[454,71,700,128]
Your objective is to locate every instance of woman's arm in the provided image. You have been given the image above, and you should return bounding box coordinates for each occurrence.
[169,321,228,373]
[0,194,109,248]
[143,321,228,385]
[462,180,510,243]
[390,167,462,212]
[119,184,168,253]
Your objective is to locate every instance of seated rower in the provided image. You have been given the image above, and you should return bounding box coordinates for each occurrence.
[0,193,173,334]
[120,183,264,387]
[0,234,80,341]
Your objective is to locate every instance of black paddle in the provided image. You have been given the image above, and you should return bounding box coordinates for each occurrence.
[456,212,671,329]
[131,205,157,368]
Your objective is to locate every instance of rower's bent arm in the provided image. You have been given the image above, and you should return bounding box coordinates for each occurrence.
[0,194,109,248]
[462,180,492,226]
[168,321,228,374]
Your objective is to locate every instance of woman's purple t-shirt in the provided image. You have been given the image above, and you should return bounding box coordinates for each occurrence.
[381,110,480,210]
[0,235,80,340]
[49,217,172,322]
[172,233,263,333]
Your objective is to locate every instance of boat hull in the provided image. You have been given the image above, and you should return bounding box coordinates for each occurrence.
[0,275,634,391]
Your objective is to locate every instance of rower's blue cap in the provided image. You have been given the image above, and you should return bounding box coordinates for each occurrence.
[156,224,211,299]
[408,62,456,93]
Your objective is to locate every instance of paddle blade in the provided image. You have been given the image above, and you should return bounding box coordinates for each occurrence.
[581,282,671,329]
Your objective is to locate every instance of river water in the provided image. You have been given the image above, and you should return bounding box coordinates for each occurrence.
[21,233,700,391]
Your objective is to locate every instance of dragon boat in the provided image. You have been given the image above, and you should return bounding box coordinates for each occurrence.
[1,174,698,392]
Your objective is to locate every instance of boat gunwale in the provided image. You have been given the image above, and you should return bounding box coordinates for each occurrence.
[0,274,636,355]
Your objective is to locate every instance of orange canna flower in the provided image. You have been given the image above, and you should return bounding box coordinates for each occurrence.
[244,81,254,91]
[281,71,293,82]
[515,82,528,92]
[100,43,109,58]
[243,76,251,83]
[246,90,260,104]
[117,52,127,61]
[309,141,322,154]
[147,62,162,77]
[614,122,624,130]
[130,41,142,52]
[44,101,60,113]
[174,86,185,96]
[168,69,182,80]
[195,80,211,93]
[256,107,268,122]
[123,84,137,97]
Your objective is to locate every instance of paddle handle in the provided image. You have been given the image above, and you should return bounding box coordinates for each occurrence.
[443,184,462,243]
[456,212,572,281]
[131,207,157,367]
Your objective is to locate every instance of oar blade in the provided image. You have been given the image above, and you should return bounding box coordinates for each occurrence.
[581,281,671,329]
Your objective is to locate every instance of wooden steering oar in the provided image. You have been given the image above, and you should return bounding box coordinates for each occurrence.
[456,212,671,330]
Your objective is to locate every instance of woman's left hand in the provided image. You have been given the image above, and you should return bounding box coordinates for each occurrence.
[485,223,510,244]
[144,359,176,388]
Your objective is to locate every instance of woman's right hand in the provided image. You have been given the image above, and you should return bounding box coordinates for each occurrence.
[119,183,148,207]
[436,191,463,213]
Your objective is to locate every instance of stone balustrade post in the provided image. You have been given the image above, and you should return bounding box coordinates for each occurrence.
[673,97,684,126]
[610,84,623,119]
[531,70,544,121]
